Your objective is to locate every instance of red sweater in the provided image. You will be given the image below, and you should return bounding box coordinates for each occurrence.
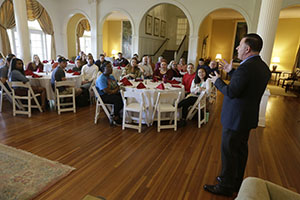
[182,72,195,93]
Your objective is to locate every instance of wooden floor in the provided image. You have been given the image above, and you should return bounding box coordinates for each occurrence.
[0,91,300,200]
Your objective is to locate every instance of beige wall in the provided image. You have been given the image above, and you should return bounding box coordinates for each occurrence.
[271,18,300,72]
[67,13,85,59]
[209,19,236,62]
[197,16,213,63]
[102,21,122,57]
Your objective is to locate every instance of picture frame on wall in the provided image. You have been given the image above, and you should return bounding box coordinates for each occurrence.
[145,15,152,35]
[160,20,166,38]
[154,17,160,36]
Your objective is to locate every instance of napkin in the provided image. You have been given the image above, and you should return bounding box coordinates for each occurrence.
[117,66,121,70]
[120,77,133,86]
[67,69,74,73]
[168,79,180,84]
[32,73,42,78]
[135,78,143,82]
[69,60,75,64]
[171,84,181,88]
[156,83,165,90]
[73,71,80,75]
[42,60,48,63]
[25,70,34,76]
[37,68,43,73]
[152,77,158,82]
[51,60,54,64]
[137,82,146,89]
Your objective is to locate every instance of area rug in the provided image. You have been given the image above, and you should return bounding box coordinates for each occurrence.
[267,85,298,97]
[0,143,75,200]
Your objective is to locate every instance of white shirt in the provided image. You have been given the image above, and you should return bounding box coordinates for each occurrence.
[138,64,153,77]
[189,79,211,97]
[81,64,99,82]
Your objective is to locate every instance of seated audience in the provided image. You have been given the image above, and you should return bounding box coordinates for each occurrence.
[9,58,46,110]
[72,58,83,72]
[178,68,211,126]
[121,57,142,80]
[132,53,140,63]
[138,56,153,78]
[177,57,187,73]
[153,60,170,81]
[182,63,196,94]
[166,60,182,80]
[206,60,219,76]
[51,57,82,96]
[0,54,15,85]
[26,54,44,72]
[155,56,163,71]
[81,53,88,66]
[81,54,99,89]
[113,52,129,68]
[51,55,62,70]
[147,55,155,72]
[95,63,123,125]
[95,54,110,73]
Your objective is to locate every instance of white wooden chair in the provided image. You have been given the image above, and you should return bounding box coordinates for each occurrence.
[92,86,114,124]
[8,81,42,117]
[209,85,217,104]
[186,91,207,128]
[152,91,181,132]
[121,90,147,133]
[0,81,24,112]
[89,71,102,104]
[55,80,76,115]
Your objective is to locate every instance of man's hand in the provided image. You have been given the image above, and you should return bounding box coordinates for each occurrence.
[219,59,233,73]
[209,71,220,84]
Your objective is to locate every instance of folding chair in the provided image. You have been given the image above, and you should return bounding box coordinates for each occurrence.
[55,81,76,114]
[152,91,181,132]
[186,91,206,128]
[0,81,24,112]
[89,71,102,104]
[92,86,114,124]
[8,81,42,117]
[121,90,147,133]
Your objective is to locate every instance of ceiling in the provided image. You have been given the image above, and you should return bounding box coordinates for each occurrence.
[105,12,128,21]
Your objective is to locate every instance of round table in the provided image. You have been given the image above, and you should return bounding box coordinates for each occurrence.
[123,80,185,124]
[27,72,81,100]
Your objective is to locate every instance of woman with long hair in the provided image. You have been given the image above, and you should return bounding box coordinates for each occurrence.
[178,67,211,126]
[9,58,47,111]
[26,54,44,72]
[121,57,142,79]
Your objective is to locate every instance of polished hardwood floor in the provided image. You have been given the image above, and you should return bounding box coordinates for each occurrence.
[0,91,300,200]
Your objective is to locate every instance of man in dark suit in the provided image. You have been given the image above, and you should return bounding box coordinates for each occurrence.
[204,33,271,197]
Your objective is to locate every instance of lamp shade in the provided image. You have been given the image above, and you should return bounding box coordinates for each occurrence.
[216,54,222,60]
[111,49,117,56]
[272,57,280,63]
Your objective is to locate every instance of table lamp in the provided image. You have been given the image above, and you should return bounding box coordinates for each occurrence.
[272,57,280,71]
[215,53,222,61]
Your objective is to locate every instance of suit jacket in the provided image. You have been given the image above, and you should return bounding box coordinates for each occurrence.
[215,56,271,131]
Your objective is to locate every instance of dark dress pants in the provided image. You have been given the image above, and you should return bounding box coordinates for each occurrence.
[178,96,198,119]
[100,93,123,118]
[220,128,250,189]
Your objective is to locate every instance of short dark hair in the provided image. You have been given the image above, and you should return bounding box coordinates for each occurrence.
[99,54,105,57]
[6,54,15,63]
[244,33,263,52]
[199,58,204,62]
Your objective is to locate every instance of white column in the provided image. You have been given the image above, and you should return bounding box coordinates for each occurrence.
[132,34,139,57]
[90,0,99,58]
[13,0,31,63]
[256,0,283,66]
[187,35,199,65]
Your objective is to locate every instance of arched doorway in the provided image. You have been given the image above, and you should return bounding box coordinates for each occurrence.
[102,11,132,59]
[197,8,247,65]
[67,13,91,60]
[271,5,300,72]
[139,3,190,64]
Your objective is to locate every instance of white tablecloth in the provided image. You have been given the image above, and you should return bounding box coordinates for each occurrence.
[27,72,81,100]
[124,81,185,124]
[43,63,75,72]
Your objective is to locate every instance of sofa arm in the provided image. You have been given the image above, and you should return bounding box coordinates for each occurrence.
[266,180,300,200]
[235,177,270,200]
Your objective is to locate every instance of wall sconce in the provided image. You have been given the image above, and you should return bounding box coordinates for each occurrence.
[215,53,222,61]
[271,57,280,71]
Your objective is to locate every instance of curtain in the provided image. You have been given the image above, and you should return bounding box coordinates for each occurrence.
[76,19,90,54]
[26,0,56,59]
[0,0,15,56]
[293,44,300,72]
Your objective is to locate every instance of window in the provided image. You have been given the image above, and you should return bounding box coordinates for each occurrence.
[79,30,91,54]
[176,18,188,45]
[7,20,51,60]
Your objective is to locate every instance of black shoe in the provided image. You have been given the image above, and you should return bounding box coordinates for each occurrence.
[203,184,233,197]
[216,176,240,192]
[178,119,187,127]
